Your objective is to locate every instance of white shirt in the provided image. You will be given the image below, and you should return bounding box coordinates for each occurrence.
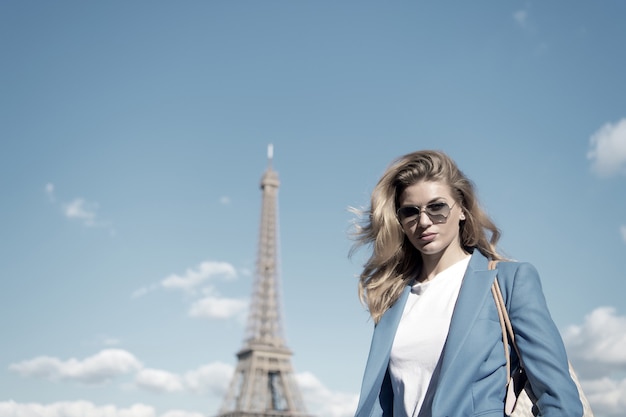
[388,256,471,417]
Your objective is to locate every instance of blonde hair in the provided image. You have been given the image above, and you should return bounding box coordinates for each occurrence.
[350,150,502,323]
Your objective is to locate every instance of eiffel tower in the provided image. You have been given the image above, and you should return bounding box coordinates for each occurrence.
[217,145,312,417]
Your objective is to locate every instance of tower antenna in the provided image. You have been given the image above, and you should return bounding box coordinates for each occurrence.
[267,143,274,167]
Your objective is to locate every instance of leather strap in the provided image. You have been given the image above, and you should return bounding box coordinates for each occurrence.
[489,260,530,415]
[489,262,524,382]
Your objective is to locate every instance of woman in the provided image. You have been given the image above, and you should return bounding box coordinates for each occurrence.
[351,150,582,417]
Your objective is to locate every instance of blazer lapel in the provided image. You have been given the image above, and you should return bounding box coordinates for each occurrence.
[436,251,497,387]
[355,285,411,416]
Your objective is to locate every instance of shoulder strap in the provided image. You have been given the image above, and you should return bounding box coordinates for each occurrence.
[488,261,524,380]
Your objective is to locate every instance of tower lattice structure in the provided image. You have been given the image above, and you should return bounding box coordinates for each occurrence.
[217,145,312,417]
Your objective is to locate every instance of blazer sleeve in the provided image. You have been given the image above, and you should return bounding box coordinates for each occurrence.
[504,262,583,417]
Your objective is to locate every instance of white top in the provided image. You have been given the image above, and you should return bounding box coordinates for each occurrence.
[388,256,471,417]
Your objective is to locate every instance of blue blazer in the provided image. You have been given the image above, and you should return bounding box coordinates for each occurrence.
[354,250,583,417]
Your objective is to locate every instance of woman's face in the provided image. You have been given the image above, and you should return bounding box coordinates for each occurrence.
[397,180,465,259]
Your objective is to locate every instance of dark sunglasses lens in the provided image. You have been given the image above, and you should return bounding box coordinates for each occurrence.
[428,214,446,224]
[425,203,451,223]
[398,207,420,222]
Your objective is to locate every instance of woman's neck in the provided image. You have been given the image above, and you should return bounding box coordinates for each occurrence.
[419,246,469,282]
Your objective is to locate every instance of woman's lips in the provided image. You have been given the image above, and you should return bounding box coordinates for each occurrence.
[419,233,437,242]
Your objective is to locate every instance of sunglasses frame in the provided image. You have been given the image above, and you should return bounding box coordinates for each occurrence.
[396,201,457,226]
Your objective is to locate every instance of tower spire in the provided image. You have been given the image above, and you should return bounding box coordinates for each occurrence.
[244,143,283,348]
[217,146,312,417]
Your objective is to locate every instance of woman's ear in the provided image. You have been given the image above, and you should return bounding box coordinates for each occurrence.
[459,210,466,221]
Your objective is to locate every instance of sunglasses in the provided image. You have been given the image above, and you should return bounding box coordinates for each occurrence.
[396,201,456,226]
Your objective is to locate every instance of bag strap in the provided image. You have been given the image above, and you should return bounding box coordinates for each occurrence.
[488,261,524,382]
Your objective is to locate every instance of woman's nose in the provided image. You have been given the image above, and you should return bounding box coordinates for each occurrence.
[417,211,432,227]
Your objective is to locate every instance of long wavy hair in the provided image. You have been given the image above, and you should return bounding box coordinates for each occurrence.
[350,150,502,323]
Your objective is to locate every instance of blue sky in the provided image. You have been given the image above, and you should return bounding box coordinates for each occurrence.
[1,1,626,417]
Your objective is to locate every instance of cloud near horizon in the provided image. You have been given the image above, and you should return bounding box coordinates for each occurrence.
[0,368,355,417]
[563,307,626,416]
[6,347,354,417]
[9,349,142,384]
[8,350,235,400]
[296,371,359,417]
[0,401,204,417]
[135,368,185,393]
[564,307,626,378]
[133,362,234,396]
[184,362,234,396]
[9,307,626,417]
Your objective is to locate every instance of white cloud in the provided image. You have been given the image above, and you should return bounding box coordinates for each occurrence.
[562,307,626,414]
[161,261,237,292]
[513,10,528,28]
[8,349,142,384]
[131,283,160,299]
[563,307,626,378]
[159,412,205,417]
[296,372,359,417]
[188,289,247,320]
[47,190,114,233]
[587,118,626,176]
[132,261,245,323]
[63,198,99,226]
[184,362,233,396]
[45,183,55,201]
[620,225,626,243]
[129,361,232,397]
[562,307,626,415]
[0,401,207,417]
[135,368,184,393]
[4,354,355,417]
[578,377,626,417]
[181,364,357,417]
[219,196,231,205]
[0,401,156,417]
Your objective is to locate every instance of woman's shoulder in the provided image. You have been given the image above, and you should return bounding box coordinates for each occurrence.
[494,259,543,297]
[495,259,538,275]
